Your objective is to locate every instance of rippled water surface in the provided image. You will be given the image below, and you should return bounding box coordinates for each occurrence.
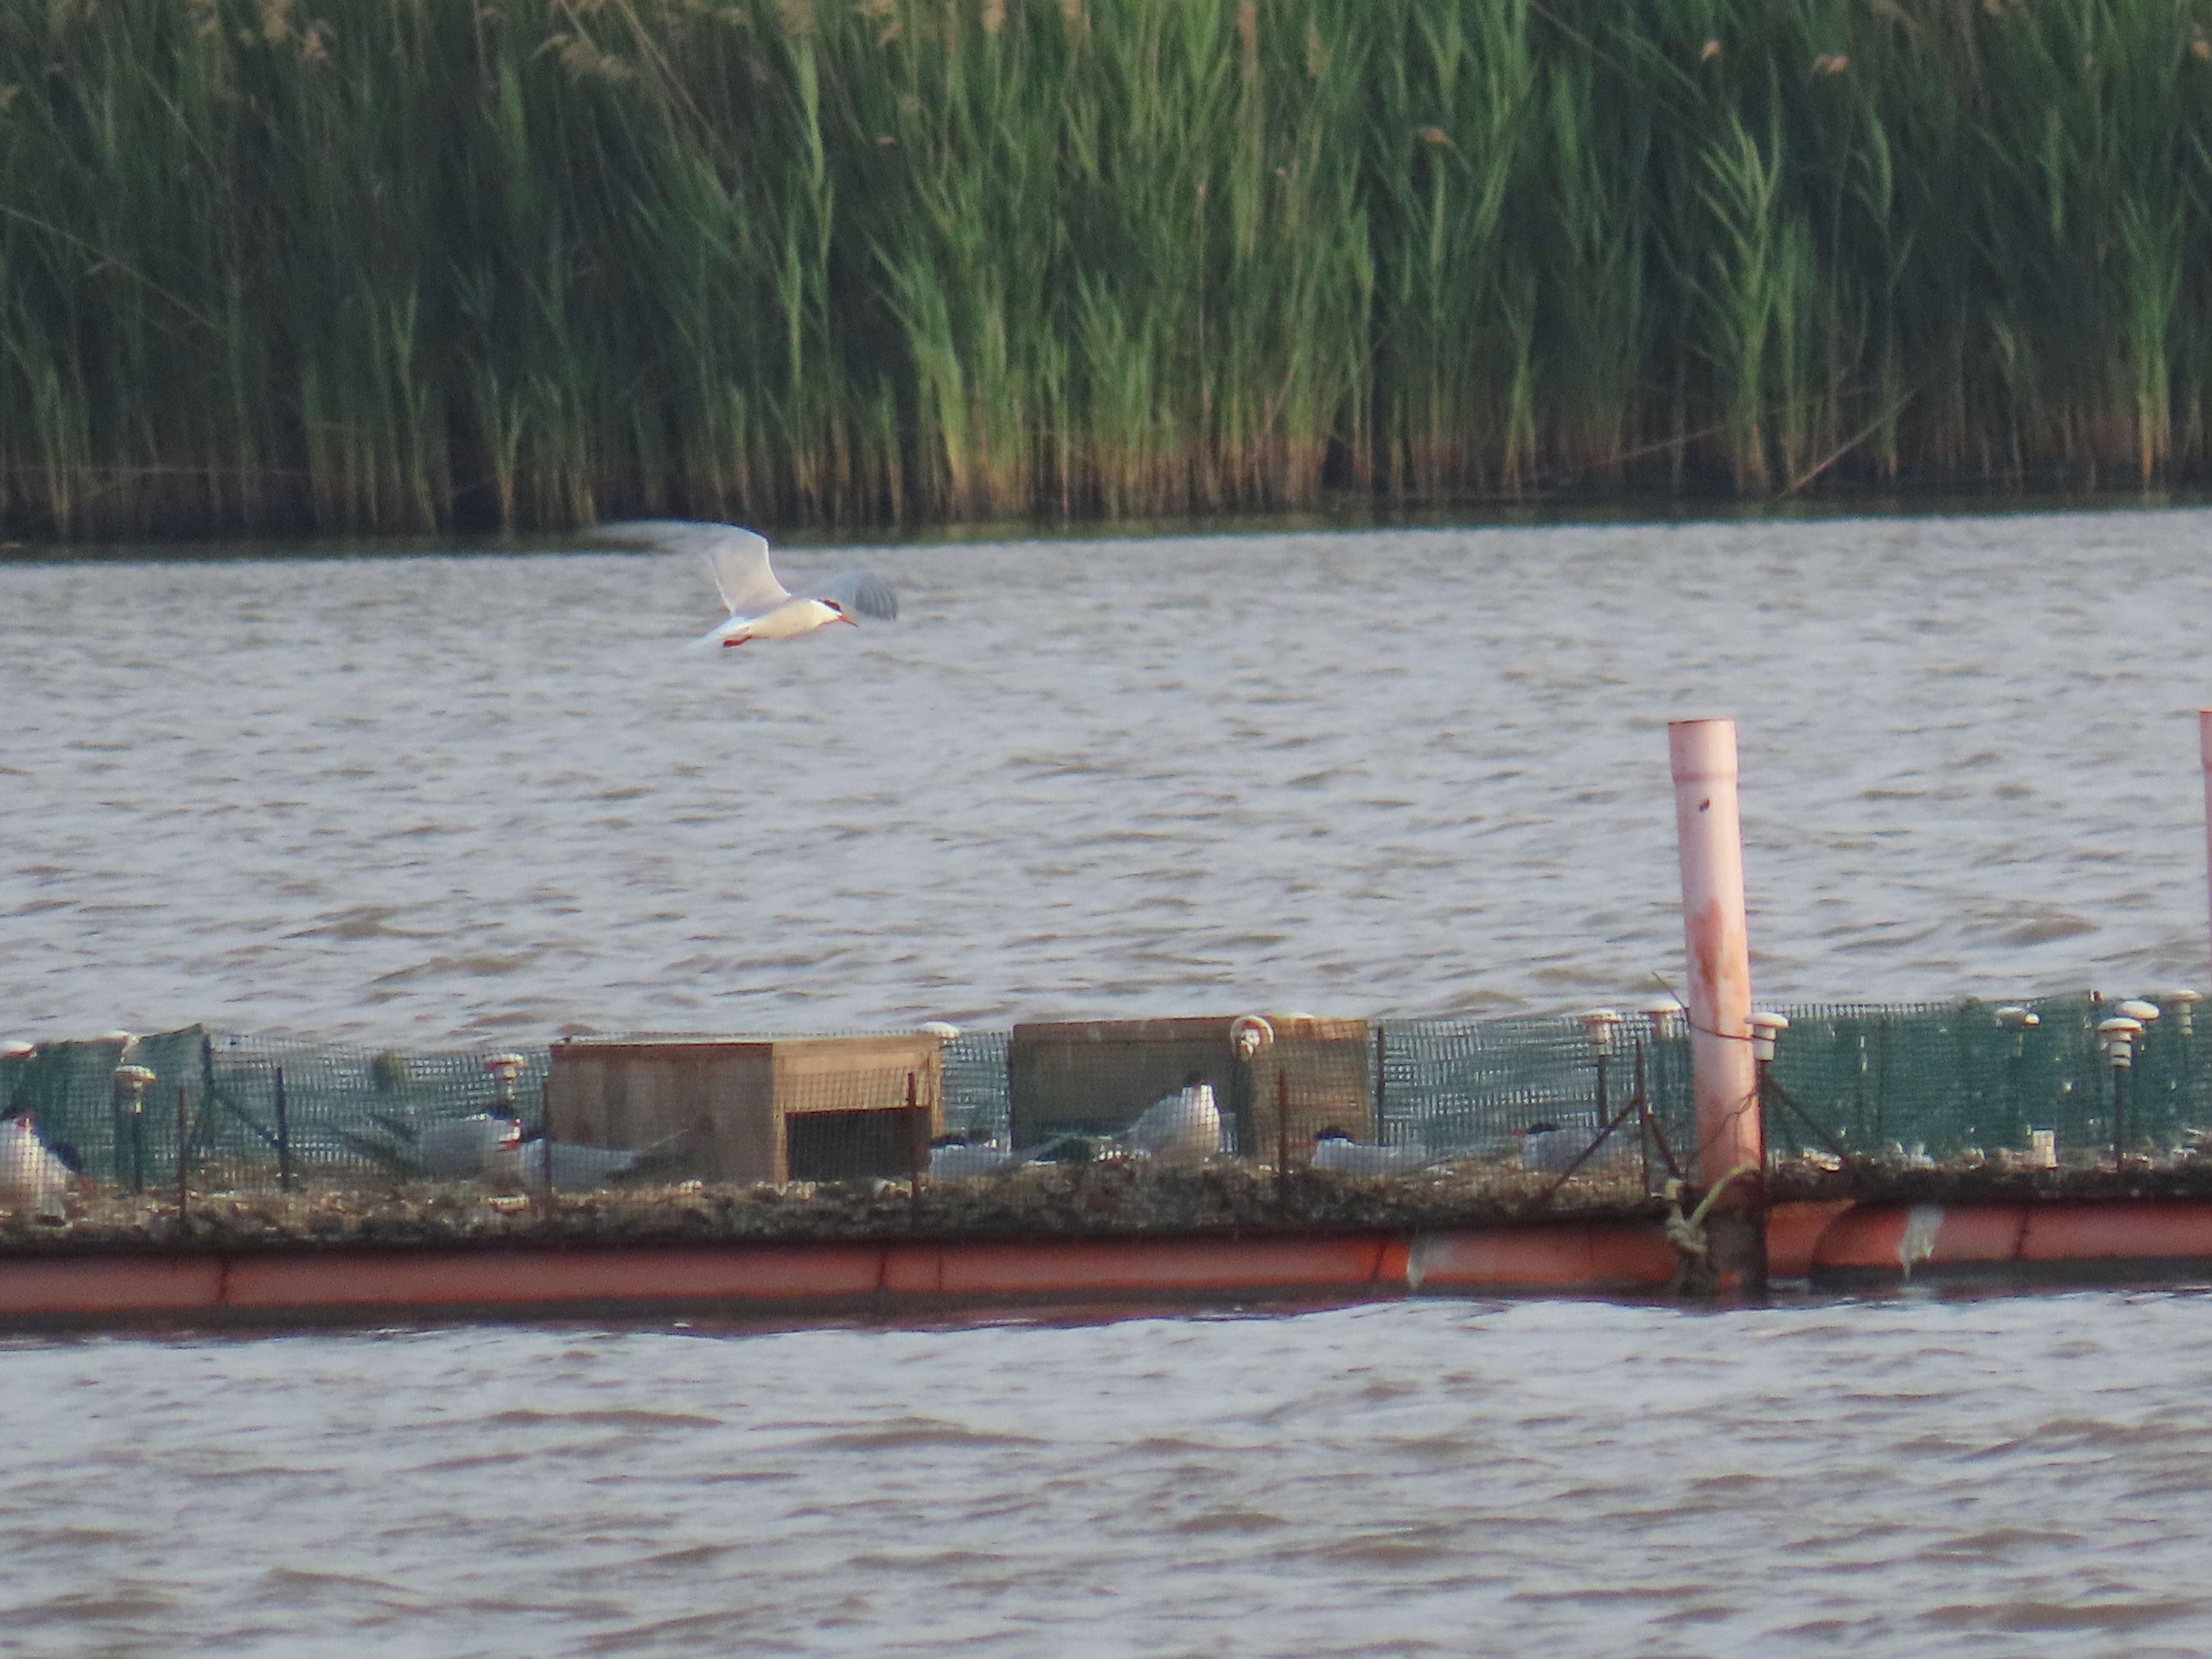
[7,507,2212,1044]
[11,515,2212,1656]
[6,1294,2212,1656]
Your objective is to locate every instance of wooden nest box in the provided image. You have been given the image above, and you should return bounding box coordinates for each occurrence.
[1008,1015,1371,1159]
[547,1034,944,1186]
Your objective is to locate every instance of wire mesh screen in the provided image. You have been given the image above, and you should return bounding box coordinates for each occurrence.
[0,1029,550,1192]
[942,1029,1012,1144]
[4,998,2208,1225]
[1765,995,2208,1162]
[1378,1016,1688,1170]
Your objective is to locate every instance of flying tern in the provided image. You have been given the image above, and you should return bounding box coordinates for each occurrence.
[593,519,899,647]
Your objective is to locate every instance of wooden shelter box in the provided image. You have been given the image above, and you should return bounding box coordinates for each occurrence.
[1008,1016,1371,1159]
[547,1035,943,1186]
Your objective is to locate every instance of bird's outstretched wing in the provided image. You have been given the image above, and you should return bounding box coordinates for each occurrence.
[797,568,899,622]
[592,520,791,619]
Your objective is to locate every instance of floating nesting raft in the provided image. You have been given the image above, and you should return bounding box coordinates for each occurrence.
[0,1162,1662,1255]
[12,1158,2212,1260]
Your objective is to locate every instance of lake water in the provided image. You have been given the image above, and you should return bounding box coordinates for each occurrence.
[4,506,2212,1046]
[10,509,2212,1655]
[6,1292,2212,1657]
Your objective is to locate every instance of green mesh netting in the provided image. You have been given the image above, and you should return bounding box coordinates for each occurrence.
[1764,995,2206,1161]
[2,998,2199,1194]
[0,1030,550,1188]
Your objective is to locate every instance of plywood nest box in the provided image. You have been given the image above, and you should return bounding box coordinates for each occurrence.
[1009,1016,1371,1159]
[547,1035,943,1186]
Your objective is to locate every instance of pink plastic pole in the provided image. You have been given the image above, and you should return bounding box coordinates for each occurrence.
[2200,710,2212,980]
[1669,719,1762,1184]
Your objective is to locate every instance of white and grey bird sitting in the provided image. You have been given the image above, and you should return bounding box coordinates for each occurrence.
[336,1110,519,1181]
[1310,1126,1436,1176]
[927,1135,1022,1178]
[482,1123,658,1193]
[591,518,898,647]
[1117,1075,1223,1165]
[415,1113,521,1180]
[1,1108,81,1219]
[1516,1115,1635,1175]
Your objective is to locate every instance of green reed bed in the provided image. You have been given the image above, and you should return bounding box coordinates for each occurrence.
[4,0,2212,537]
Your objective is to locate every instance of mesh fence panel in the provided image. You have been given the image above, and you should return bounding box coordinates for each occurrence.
[1377,1016,1687,1166]
[0,1029,550,1192]
[4,998,2206,1212]
[1764,995,2209,1161]
[942,1029,1012,1144]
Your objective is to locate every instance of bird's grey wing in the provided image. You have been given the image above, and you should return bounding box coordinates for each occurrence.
[591,519,790,618]
[796,568,899,622]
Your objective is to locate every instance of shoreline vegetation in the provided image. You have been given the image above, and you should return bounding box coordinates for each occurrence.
[6,1,2212,539]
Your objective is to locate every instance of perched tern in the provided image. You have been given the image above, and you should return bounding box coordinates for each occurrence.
[482,1124,645,1192]
[1310,1127,1435,1176]
[1,1110,78,1218]
[414,1113,520,1180]
[1118,1075,1222,1165]
[928,1135,1020,1178]
[593,518,898,647]
[1516,1115,1634,1174]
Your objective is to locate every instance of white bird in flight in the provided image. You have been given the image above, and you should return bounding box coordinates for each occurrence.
[593,519,899,647]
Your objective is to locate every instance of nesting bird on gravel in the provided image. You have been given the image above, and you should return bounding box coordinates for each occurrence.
[414,1113,521,1180]
[482,1123,647,1193]
[1,1109,79,1219]
[1516,1117,1613,1174]
[927,1135,1021,1178]
[1118,1074,1223,1165]
[1310,1126,1435,1176]
[591,519,899,647]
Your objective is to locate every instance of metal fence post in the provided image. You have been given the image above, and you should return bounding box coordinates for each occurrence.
[907,1070,923,1228]
[1373,1025,1386,1138]
[2098,1017,2143,1167]
[175,1084,190,1217]
[112,1063,155,1194]
[274,1065,293,1192]
[2198,709,2212,984]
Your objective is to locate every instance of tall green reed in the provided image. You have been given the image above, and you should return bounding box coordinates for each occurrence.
[6,0,2212,538]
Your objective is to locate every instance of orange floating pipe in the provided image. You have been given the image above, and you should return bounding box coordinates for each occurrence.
[2019,1202,2212,1263]
[0,1256,225,1319]
[1407,1222,1675,1291]
[931,1235,1395,1299]
[10,1200,2212,1326]
[220,1244,888,1312]
[1809,1202,2212,1282]
[1764,1200,1854,1279]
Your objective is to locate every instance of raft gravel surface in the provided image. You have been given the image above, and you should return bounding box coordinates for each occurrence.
[0,1164,1661,1254]
[10,1159,2212,1256]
